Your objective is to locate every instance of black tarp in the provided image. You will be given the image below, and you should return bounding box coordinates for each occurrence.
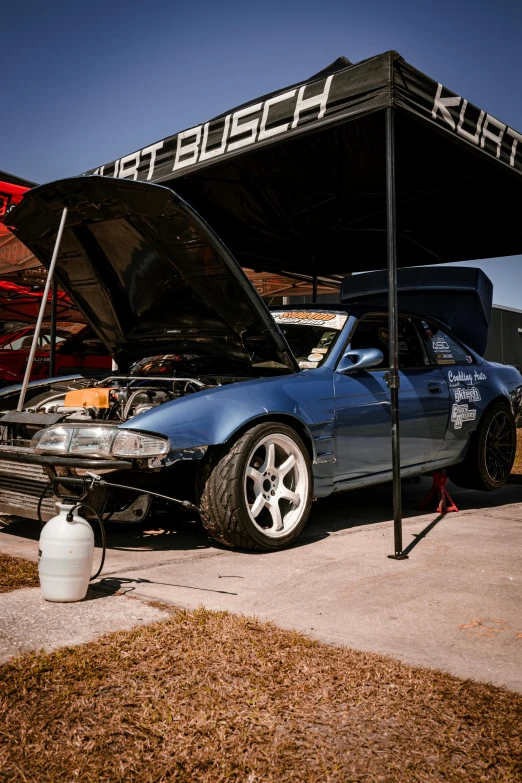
[85,50,522,276]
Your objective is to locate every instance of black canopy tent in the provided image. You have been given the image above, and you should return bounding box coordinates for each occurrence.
[84,50,522,556]
[87,51,522,273]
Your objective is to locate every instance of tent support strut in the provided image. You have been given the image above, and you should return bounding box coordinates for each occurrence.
[385,108,408,561]
[17,207,68,412]
[49,278,57,379]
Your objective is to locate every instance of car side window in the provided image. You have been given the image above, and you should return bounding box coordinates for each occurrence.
[350,315,427,369]
[416,319,475,367]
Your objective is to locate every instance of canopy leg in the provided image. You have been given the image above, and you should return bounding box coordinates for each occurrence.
[385,108,408,561]
[312,274,318,303]
[49,278,57,379]
[17,207,68,412]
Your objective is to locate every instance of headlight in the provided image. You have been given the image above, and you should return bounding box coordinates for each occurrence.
[33,426,169,459]
[32,426,73,453]
[70,427,116,457]
[112,430,169,457]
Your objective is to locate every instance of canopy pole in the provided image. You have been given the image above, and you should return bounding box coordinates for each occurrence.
[49,278,57,379]
[17,207,68,412]
[385,108,408,561]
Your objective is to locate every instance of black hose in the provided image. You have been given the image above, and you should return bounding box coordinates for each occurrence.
[99,480,200,512]
[36,476,198,583]
[37,483,52,529]
[65,503,106,581]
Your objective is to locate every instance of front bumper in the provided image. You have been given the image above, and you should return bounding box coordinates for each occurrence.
[0,447,132,471]
[0,442,204,523]
[0,446,132,522]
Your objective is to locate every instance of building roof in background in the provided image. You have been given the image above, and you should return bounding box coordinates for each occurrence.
[0,170,37,189]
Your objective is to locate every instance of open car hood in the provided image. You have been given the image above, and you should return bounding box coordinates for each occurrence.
[341,266,493,356]
[7,177,298,374]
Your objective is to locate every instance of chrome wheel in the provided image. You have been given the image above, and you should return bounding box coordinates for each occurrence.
[484,411,516,483]
[244,433,309,539]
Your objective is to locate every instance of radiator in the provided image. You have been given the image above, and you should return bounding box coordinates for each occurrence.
[0,456,55,522]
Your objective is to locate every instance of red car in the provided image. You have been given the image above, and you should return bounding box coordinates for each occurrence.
[0,323,112,386]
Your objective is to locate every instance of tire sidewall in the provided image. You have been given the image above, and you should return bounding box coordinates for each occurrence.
[228,422,313,550]
[476,403,516,490]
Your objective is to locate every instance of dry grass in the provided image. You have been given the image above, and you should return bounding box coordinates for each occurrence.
[1,608,521,782]
[512,429,522,475]
[0,552,39,593]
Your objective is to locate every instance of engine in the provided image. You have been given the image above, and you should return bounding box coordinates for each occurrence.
[0,371,242,524]
[26,375,213,422]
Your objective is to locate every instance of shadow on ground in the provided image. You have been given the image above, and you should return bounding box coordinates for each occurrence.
[2,476,522,557]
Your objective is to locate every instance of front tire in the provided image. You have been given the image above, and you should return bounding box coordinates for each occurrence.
[447,402,516,491]
[198,422,313,551]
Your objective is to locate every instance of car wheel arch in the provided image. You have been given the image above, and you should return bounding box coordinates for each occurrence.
[460,394,512,441]
[481,393,512,417]
[447,396,516,490]
[447,393,512,465]
[223,412,316,463]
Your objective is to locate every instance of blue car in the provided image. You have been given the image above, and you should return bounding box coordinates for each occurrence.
[1,177,520,551]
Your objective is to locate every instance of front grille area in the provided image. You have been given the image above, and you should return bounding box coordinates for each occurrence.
[0,456,55,521]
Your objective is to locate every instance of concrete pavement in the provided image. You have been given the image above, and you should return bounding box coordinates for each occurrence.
[0,588,167,663]
[1,477,521,691]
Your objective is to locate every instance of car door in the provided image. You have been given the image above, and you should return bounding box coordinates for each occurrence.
[333,313,450,483]
[416,318,485,463]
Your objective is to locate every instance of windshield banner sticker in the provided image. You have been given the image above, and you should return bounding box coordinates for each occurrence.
[451,403,477,429]
[273,311,348,329]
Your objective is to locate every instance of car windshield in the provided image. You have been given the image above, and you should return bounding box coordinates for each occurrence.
[270,310,348,369]
[0,329,69,351]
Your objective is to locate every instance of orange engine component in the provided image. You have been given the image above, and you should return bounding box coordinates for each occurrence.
[64,388,112,409]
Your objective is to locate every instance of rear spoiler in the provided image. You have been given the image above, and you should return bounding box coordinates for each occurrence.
[341,267,493,355]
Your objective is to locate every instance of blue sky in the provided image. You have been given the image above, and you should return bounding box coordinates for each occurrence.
[2,0,522,308]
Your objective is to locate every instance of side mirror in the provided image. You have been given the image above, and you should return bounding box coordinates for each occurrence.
[336,347,384,374]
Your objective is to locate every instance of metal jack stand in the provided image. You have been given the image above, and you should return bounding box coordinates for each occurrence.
[419,472,459,514]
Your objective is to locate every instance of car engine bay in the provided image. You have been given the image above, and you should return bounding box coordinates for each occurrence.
[26,375,214,422]
[0,369,250,450]
[0,369,245,523]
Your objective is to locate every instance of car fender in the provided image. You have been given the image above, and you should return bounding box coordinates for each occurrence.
[120,369,336,465]
[482,362,522,422]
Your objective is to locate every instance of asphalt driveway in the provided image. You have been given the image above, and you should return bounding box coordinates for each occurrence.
[1,477,521,691]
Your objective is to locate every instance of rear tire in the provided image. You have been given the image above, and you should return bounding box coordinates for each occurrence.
[198,422,313,551]
[447,402,516,491]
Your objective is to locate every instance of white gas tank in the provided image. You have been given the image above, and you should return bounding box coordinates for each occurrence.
[39,502,94,602]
